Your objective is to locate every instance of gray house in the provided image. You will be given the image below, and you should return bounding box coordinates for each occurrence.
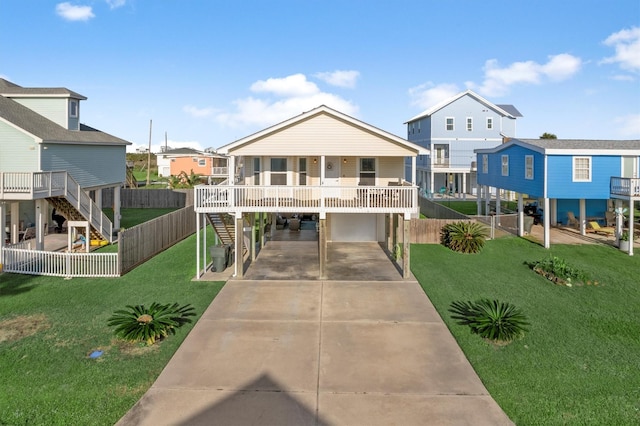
[405,89,522,197]
[0,78,130,249]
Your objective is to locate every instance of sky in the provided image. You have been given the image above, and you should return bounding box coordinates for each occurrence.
[1,0,639,153]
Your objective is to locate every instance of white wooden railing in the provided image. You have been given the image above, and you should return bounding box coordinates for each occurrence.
[1,247,119,277]
[611,177,640,197]
[0,171,113,242]
[211,166,228,176]
[195,184,418,214]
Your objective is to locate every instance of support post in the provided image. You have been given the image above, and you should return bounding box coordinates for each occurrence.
[543,198,550,249]
[318,215,327,279]
[235,214,244,278]
[579,198,586,235]
[35,199,46,251]
[196,212,201,279]
[403,214,411,279]
[0,202,5,249]
[518,193,524,236]
[113,185,121,232]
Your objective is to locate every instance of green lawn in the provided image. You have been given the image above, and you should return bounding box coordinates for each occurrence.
[411,237,640,424]
[103,207,178,229]
[436,200,518,215]
[0,233,224,425]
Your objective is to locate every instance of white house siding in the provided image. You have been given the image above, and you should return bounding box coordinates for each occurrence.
[328,213,384,242]
[0,122,39,172]
[12,98,68,129]
[230,114,411,157]
[41,144,126,188]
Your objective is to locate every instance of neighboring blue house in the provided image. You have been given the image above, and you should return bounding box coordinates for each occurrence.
[405,90,522,197]
[475,138,640,253]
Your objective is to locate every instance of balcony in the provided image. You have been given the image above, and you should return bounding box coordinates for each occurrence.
[210,166,228,177]
[0,171,67,200]
[194,184,419,215]
[610,177,640,198]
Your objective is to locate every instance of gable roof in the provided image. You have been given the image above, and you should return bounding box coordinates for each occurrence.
[0,78,87,100]
[218,104,428,156]
[475,138,640,156]
[0,94,129,145]
[405,90,520,123]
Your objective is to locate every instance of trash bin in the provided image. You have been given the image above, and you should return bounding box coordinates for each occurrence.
[210,244,230,272]
[523,216,534,234]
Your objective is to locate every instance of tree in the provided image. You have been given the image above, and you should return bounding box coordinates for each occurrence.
[540,132,557,139]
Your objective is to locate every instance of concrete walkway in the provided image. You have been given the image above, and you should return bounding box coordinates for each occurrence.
[117,279,513,425]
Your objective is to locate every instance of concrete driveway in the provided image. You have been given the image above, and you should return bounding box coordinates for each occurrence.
[117,279,513,425]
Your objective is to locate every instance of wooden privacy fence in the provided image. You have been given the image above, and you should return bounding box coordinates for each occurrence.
[102,188,193,209]
[410,218,475,243]
[1,248,118,277]
[118,205,196,275]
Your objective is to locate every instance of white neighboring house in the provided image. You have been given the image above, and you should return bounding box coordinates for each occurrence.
[194,105,428,279]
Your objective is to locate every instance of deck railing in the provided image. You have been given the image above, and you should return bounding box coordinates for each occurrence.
[211,166,228,176]
[0,171,113,242]
[1,247,119,277]
[195,184,418,214]
[610,177,640,197]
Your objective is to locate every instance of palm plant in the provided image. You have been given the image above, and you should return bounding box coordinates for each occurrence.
[107,302,196,345]
[441,221,489,253]
[449,299,529,343]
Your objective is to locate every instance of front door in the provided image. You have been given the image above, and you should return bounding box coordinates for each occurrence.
[324,156,340,186]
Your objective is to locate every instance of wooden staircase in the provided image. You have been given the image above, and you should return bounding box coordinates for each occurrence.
[125,166,138,188]
[47,197,108,243]
[206,212,235,245]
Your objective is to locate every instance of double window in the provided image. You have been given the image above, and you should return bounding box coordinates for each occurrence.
[359,158,376,186]
[446,117,454,131]
[253,157,261,185]
[270,158,287,185]
[198,158,206,167]
[482,154,488,173]
[573,156,591,182]
[525,155,534,180]
[501,155,509,176]
[299,158,307,185]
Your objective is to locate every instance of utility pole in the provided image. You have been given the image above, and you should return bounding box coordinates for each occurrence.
[146,119,152,186]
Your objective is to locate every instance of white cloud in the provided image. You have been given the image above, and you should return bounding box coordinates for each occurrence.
[106,0,126,9]
[314,70,360,88]
[183,105,216,118]
[601,27,640,73]
[614,114,640,137]
[469,54,582,97]
[216,74,358,129]
[250,73,319,97]
[55,2,95,21]
[408,82,460,110]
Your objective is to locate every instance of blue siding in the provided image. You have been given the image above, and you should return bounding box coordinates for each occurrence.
[41,144,126,188]
[477,145,545,197]
[546,155,620,199]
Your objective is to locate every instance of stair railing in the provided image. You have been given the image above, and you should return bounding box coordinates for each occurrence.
[63,174,114,243]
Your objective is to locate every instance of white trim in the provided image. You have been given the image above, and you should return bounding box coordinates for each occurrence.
[482,154,488,174]
[466,117,473,132]
[405,89,516,122]
[486,117,493,130]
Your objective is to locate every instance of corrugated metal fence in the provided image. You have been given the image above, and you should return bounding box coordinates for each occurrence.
[118,205,196,275]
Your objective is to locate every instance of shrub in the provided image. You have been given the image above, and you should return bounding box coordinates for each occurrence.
[441,221,489,253]
[524,255,596,286]
[449,299,529,344]
[107,302,196,345]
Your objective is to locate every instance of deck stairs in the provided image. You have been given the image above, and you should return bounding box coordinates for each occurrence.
[46,197,109,243]
[206,212,235,245]
[125,166,138,188]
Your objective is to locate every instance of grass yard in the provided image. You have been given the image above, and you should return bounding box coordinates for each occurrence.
[436,199,518,215]
[103,207,178,229]
[0,233,224,425]
[412,236,640,424]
